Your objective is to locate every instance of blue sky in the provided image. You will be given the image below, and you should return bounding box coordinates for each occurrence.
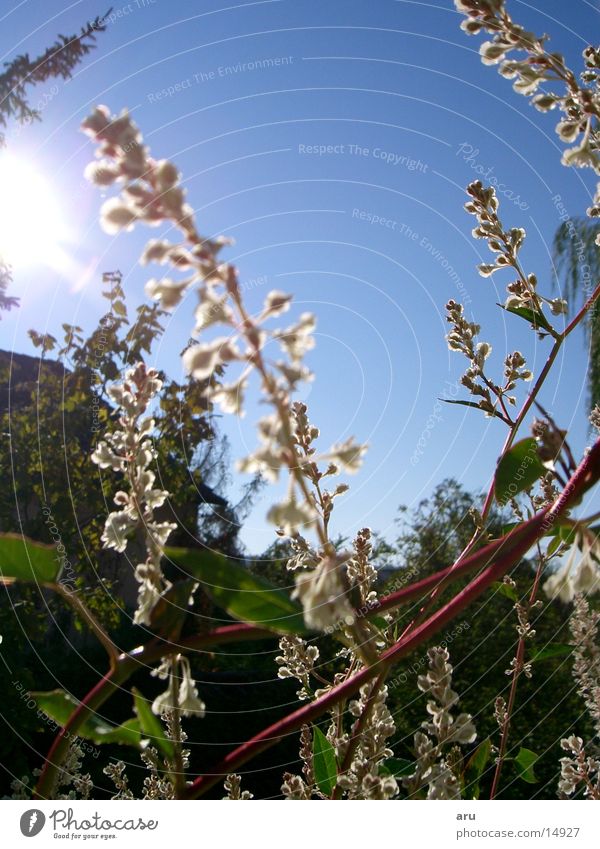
[1,0,599,553]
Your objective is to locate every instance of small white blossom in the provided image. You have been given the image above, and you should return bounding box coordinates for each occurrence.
[140,239,173,265]
[84,160,119,186]
[91,441,125,471]
[267,497,315,534]
[144,277,191,310]
[328,438,367,473]
[151,657,206,718]
[292,556,355,631]
[194,290,234,332]
[210,379,247,416]
[100,198,137,234]
[544,531,600,603]
[237,446,284,482]
[183,338,239,380]
[101,510,137,553]
[177,658,206,717]
[274,312,316,362]
[263,290,292,317]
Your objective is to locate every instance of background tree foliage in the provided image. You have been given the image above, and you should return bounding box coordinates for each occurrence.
[553,218,600,408]
[0,274,258,789]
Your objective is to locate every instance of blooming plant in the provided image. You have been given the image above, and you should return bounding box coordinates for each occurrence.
[2,0,600,800]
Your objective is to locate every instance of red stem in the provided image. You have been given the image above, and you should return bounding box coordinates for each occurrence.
[35,440,600,800]
[34,668,121,799]
[182,440,600,798]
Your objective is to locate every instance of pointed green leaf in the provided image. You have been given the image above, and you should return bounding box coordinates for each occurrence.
[32,689,142,747]
[492,581,519,602]
[166,547,310,635]
[0,533,62,584]
[441,398,507,422]
[515,747,539,784]
[313,726,337,797]
[132,687,174,763]
[546,524,577,557]
[464,739,492,799]
[500,303,553,333]
[495,438,546,505]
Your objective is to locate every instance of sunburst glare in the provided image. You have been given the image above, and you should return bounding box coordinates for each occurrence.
[0,153,70,271]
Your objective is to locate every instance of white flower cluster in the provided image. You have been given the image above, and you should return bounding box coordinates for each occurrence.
[559,735,600,799]
[570,594,600,734]
[403,647,477,799]
[558,595,600,798]
[345,527,378,607]
[81,106,197,241]
[445,178,561,420]
[276,634,320,701]
[456,1,600,177]
[543,530,600,603]
[283,532,320,572]
[335,682,398,800]
[222,773,253,800]
[465,180,566,323]
[445,299,501,419]
[91,362,176,625]
[82,107,366,540]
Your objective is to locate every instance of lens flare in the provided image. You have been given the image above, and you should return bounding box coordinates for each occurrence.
[0,153,69,269]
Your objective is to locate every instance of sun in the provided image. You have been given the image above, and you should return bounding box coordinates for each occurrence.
[0,153,69,269]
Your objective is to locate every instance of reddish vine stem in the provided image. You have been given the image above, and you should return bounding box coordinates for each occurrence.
[34,440,600,801]
[181,439,600,798]
[408,280,600,644]
[460,280,600,564]
[181,521,546,798]
[34,668,121,799]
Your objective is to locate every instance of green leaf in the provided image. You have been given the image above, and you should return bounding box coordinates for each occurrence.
[367,614,391,632]
[441,398,507,422]
[492,581,519,602]
[546,524,577,557]
[494,438,547,505]
[530,644,572,663]
[500,302,553,333]
[31,690,142,747]
[166,547,310,635]
[464,739,492,799]
[546,535,563,557]
[0,533,62,584]
[515,747,539,784]
[312,726,337,797]
[132,688,175,764]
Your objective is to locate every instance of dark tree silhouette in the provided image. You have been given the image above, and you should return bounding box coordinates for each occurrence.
[0,12,110,147]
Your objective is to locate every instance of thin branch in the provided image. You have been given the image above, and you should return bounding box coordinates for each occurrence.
[51,582,120,667]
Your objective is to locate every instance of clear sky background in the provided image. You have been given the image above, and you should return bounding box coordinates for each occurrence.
[1,0,599,554]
